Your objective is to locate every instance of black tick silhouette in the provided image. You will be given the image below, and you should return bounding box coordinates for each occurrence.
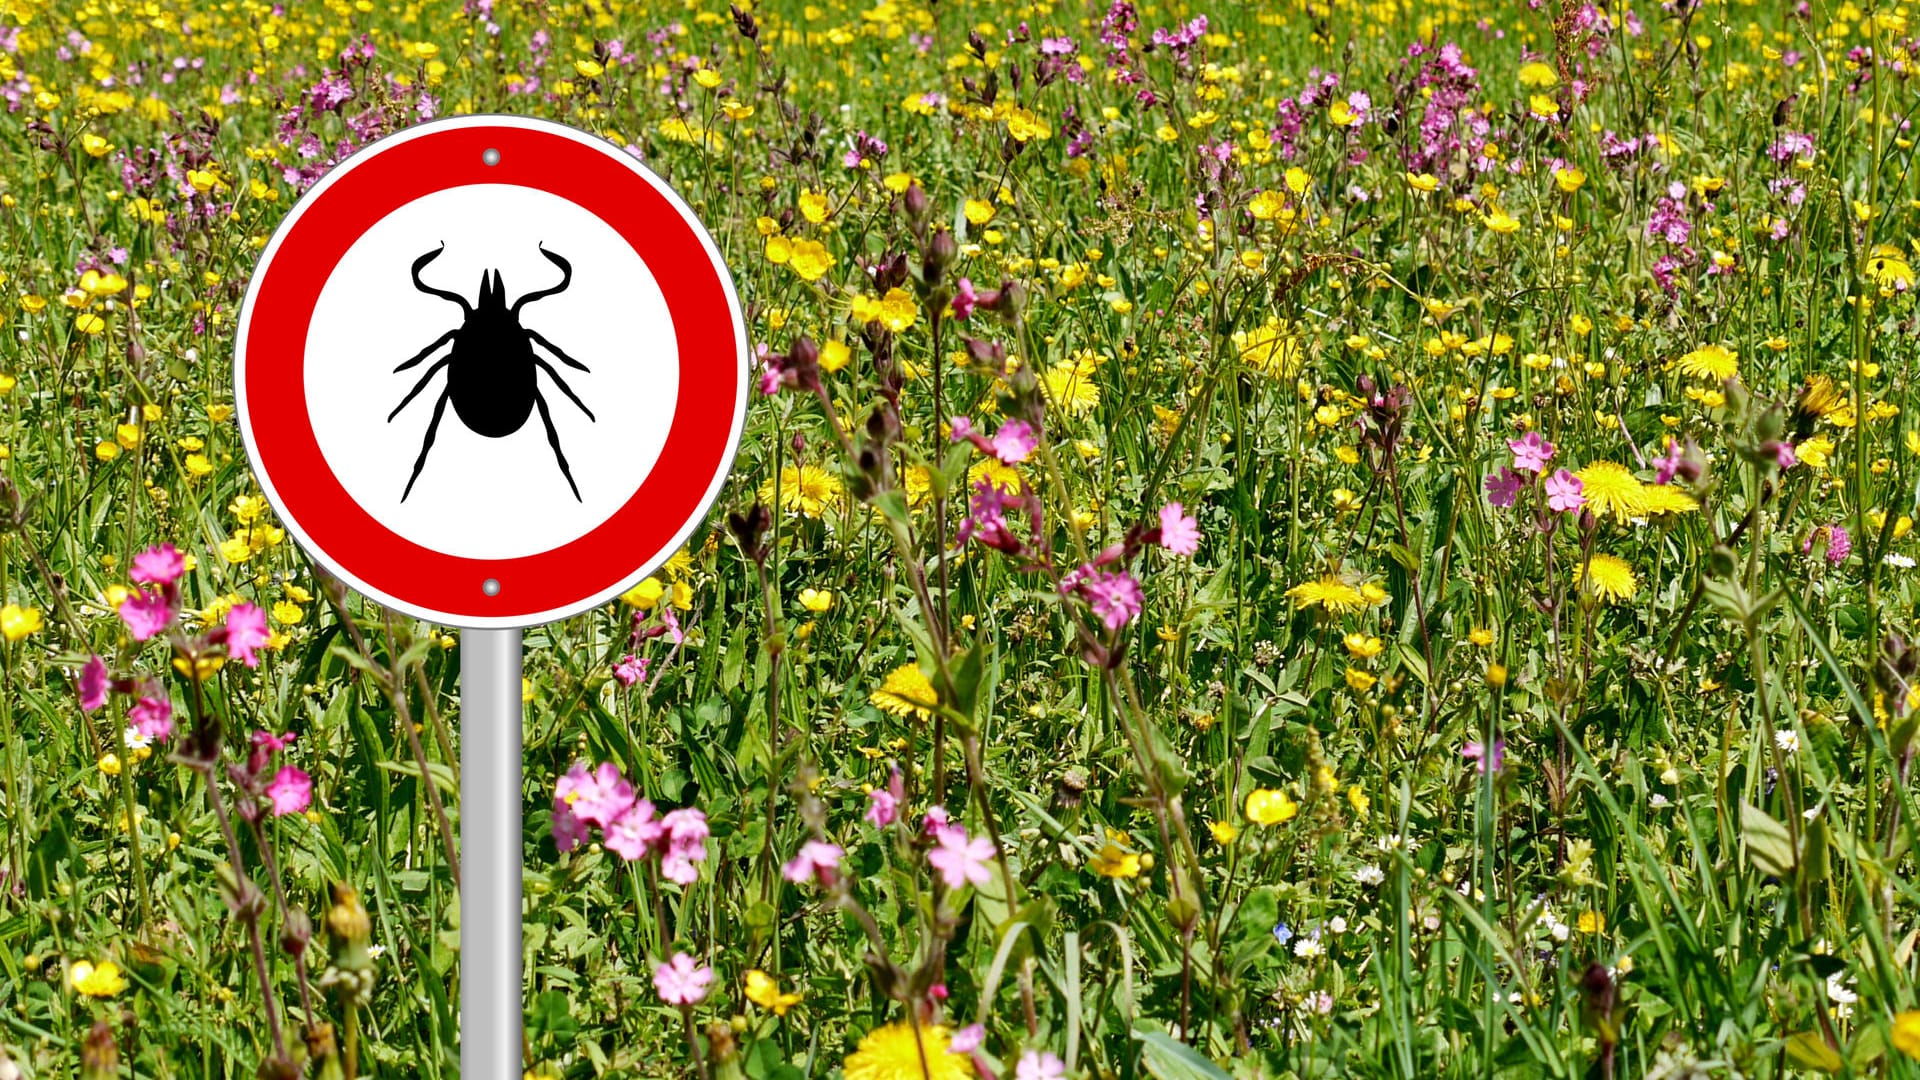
[389,243,595,502]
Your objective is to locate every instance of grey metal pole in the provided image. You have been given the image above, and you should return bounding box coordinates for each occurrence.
[460,628,522,1077]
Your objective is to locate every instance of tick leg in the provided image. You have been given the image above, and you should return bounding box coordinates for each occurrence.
[394,329,458,373]
[388,357,452,421]
[533,391,583,502]
[534,357,596,421]
[526,328,591,372]
[400,388,452,503]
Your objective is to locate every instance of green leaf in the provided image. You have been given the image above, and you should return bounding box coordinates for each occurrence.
[1741,802,1796,878]
[377,758,458,798]
[1784,1031,1843,1073]
[1133,1028,1231,1080]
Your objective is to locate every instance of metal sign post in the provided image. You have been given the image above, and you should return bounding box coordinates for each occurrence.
[460,628,522,1076]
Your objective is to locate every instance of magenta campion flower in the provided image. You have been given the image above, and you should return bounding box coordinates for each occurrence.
[78,656,109,712]
[1484,467,1523,508]
[951,278,978,320]
[1768,440,1798,470]
[1806,524,1852,565]
[949,414,976,440]
[552,796,590,853]
[253,729,297,754]
[989,419,1038,465]
[265,766,313,817]
[558,762,636,829]
[653,952,714,1006]
[1463,739,1506,774]
[782,840,845,886]
[1080,569,1143,630]
[1507,432,1554,473]
[922,804,952,835]
[128,694,173,740]
[866,767,903,827]
[118,588,173,641]
[1017,1051,1067,1080]
[223,602,271,667]
[1544,469,1586,513]
[1158,502,1200,556]
[1653,439,1685,485]
[659,808,709,884]
[928,824,996,889]
[613,653,648,688]
[604,799,664,860]
[130,543,186,587]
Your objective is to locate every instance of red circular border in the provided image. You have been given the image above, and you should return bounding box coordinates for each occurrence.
[243,123,739,624]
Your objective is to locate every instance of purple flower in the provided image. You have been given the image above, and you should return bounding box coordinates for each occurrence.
[949,1024,987,1054]
[552,796,590,853]
[604,799,664,860]
[659,808,709,884]
[949,415,975,440]
[928,824,996,889]
[782,840,844,886]
[1544,469,1585,513]
[1018,1051,1067,1080]
[1507,432,1554,473]
[1768,440,1798,470]
[866,767,903,827]
[1654,440,1684,484]
[1079,569,1143,630]
[117,588,173,641]
[990,419,1038,464]
[129,543,186,586]
[1158,502,1200,556]
[613,653,648,688]
[951,278,978,320]
[1484,467,1524,509]
[222,602,271,667]
[1463,740,1506,774]
[129,694,173,740]
[265,766,312,816]
[78,656,109,712]
[653,952,714,1005]
[557,761,636,828]
[1806,525,1852,565]
[957,480,1024,554]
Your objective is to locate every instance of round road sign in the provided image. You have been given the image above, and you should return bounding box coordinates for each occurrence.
[235,115,748,628]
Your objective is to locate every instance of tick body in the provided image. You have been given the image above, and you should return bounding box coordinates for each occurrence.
[389,244,596,502]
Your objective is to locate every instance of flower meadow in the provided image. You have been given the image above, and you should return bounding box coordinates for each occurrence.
[5,0,1920,1075]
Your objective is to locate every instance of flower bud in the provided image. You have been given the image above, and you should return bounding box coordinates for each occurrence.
[903,181,929,223]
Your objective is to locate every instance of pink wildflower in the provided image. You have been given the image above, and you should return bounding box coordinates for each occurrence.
[265,766,312,816]
[128,694,173,740]
[604,799,664,860]
[782,840,845,886]
[222,602,271,667]
[1544,469,1586,513]
[653,952,714,1006]
[951,278,978,320]
[1484,467,1523,508]
[989,419,1039,465]
[552,796,589,853]
[78,656,109,712]
[659,808,709,884]
[928,824,996,889]
[866,767,903,827]
[117,589,173,641]
[1079,570,1143,630]
[558,762,636,828]
[613,653,648,688]
[1507,431,1554,473]
[1158,502,1200,556]
[129,543,186,586]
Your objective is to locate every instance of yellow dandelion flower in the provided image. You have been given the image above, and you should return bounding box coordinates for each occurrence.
[1344,666,1377,692]
[1637,484,1699,516]
[1894,1011,1920,1058]
[966,458,1022,495]
[1579,554,1638,603]
[1042,361,1101,417]
[758,465,842,517]
[0,603,42,642]
[1574,462,1649,521]
[870,663,937,721]
[1675,343,1738,381]
[843,1021,966,1080]
[1285,575,1368,615]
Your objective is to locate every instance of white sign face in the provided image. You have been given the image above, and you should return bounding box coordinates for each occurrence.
[235,115,749,628]
[304,184,678,561]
